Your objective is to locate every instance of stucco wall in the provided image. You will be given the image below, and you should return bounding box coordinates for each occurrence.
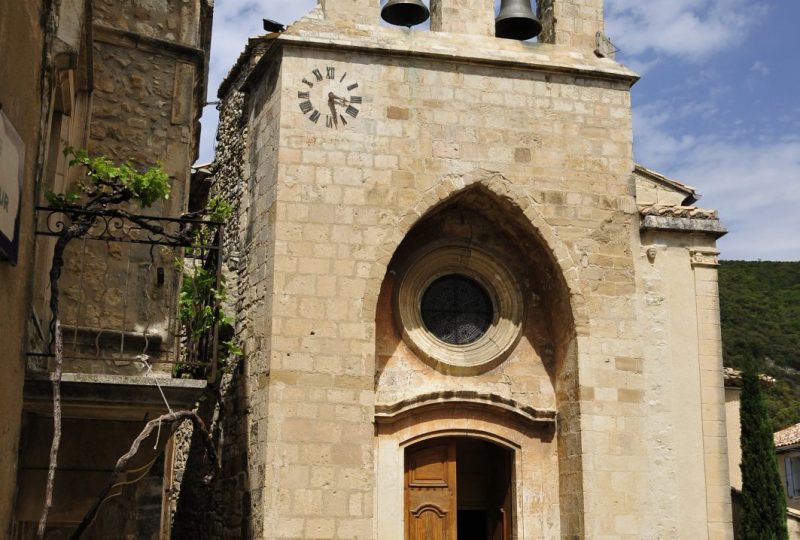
[0,2,45,535]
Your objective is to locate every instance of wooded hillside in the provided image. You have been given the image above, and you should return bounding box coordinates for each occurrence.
[719,260,800,431]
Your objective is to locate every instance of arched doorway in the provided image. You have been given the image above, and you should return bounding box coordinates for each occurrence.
[405,437,513,540]
[374,184,580,539]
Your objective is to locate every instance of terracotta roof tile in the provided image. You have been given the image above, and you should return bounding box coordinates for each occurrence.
[775,423,800,449]
[723,367,775,388]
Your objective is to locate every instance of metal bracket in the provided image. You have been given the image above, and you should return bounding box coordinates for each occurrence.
[595,32,619,59]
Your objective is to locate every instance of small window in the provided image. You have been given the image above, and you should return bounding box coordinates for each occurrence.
[421,274,493,345]
[786,456,800,498]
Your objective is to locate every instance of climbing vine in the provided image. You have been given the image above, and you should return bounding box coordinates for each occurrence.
[175,196,240,378]
[38,149,224,539]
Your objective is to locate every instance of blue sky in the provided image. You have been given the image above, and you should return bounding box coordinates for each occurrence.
[198,0,800,261]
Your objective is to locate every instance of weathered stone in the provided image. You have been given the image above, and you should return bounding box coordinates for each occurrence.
[200,3,734,538]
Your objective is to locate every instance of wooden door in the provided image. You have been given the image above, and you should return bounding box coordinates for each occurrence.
[405,440,457,540]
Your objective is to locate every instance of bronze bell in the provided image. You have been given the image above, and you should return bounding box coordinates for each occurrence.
[495,0,542,40]
[381,0,430,27]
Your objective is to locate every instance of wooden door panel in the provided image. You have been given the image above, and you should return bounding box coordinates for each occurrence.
[406,438,513,540]
[406,440,456,540]
[410,504,449,540]
[408,444,450,486]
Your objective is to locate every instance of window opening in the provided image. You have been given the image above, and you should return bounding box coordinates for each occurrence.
[421,274,493,345]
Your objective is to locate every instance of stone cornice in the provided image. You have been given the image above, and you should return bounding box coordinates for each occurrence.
[640,205,718,220]
[276,27,639,84]
[92,23,206,62]
[23,372,206,421]
[239,13,639,94]
[640,205,727,237]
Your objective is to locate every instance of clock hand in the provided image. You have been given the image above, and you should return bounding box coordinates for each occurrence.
[327,93,339,127]
[330,93,349,106]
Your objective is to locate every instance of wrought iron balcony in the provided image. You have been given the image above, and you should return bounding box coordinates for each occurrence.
[27,206,225,382]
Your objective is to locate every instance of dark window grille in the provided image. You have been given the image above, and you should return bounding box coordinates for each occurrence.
[420,274,493,345]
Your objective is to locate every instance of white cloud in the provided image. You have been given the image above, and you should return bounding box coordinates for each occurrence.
[197,1,317,162]
[605,0,767,60]
[751,60,770,76]
[633,105,800,260]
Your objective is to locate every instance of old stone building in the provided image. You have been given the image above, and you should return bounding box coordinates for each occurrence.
[202,0,735,538]
[2,0,740,538]
[0,0,212,537]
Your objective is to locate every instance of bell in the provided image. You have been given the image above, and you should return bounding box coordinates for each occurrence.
[495,0,542,40]
[381,0,430,27]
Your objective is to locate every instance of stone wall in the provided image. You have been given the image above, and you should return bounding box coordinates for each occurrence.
[169,40,272,539]
[8,0,213,536]
[170,365,250,539]
[235,13,645,536]
[193,3,733,538]
[89,29,197,203]
[40,0,210,377]
[538,0,605,49]
[93,0,204,49]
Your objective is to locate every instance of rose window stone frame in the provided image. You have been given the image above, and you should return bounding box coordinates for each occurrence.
[394,244,524,374]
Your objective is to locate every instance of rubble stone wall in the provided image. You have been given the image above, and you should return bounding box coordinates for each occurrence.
[93,0,204,48]
[169,43,270,539]
[46,8,208,376]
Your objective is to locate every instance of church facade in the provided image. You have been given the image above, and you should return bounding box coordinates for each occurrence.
[210,0,734,538]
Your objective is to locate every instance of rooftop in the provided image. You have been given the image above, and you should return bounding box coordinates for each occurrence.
[775,422,800,449]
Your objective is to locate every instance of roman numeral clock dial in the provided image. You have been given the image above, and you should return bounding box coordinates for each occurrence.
[297,65,362,129]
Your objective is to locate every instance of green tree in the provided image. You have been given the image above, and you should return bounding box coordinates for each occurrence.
[719,260,800,432]
[740,362,788,540]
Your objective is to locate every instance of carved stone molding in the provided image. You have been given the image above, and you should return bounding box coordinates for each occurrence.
[394,244,523,375]
[689,248,720,268]
[639,205,727,238]
[640,205,718,220]
[374,390,556,427]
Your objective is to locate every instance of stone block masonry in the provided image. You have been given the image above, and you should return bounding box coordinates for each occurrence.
[204,1,734,537]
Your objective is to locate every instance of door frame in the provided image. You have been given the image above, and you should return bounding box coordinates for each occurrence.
[375,408,536,540]
[404,436,514,540]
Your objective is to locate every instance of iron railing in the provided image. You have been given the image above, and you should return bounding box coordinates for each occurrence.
[28,206,224,381]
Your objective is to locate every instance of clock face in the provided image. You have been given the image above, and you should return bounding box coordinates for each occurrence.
[297,65,362,129]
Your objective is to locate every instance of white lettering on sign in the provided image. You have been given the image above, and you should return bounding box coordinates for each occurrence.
[0,109,24,263]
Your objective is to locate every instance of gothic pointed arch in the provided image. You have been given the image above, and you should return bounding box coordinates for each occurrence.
[365,171,585,331]
[374,181,585,538]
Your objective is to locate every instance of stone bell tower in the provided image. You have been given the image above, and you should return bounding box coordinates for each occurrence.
[211,0,733,538]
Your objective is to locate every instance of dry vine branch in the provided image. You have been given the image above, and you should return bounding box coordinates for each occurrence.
[37,216,103,539]
[68,410,220,540]
[36,150,223,538]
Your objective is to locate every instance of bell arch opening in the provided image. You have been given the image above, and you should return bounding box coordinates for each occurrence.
[374,184,584,538]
